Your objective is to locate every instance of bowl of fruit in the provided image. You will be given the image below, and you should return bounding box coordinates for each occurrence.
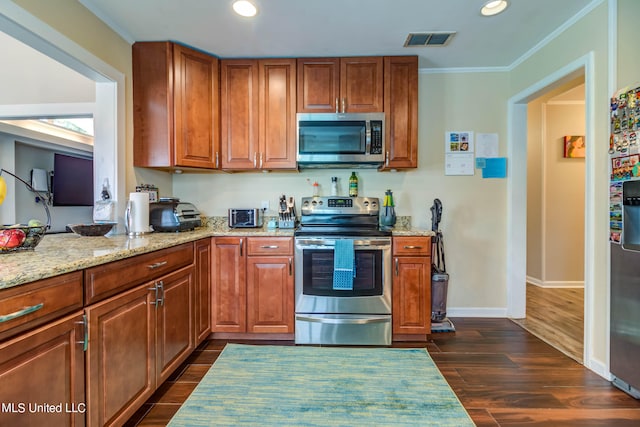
[0,169,51,253]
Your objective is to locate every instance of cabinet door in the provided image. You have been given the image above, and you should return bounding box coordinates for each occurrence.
[260,59,297,169]
[220,59,260,169]
[297,58,340,112]
[86,284,155,427]
[383,56,418,169]
[173,43,220,169]
[0,313,85,427]
[392,256,431,335]
[246,255,294,333]
[194,239,212,345]
[212,237,246,332]
[156,266,194,384]
[341,57,384,113]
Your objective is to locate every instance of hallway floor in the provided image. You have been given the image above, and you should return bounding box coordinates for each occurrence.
[511,283,584,363]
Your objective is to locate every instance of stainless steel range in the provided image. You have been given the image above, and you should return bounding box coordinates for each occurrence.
[294,196,392,345]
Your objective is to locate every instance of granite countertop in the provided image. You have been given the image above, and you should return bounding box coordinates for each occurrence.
[1,217,432,291]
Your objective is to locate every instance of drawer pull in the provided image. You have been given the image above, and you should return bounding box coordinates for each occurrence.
[147,261,168,270]
[403,245,423,250]
[0,303,44,323]
[260,245,279,249]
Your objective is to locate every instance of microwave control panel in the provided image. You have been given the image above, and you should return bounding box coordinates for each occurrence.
[370,121,383,154]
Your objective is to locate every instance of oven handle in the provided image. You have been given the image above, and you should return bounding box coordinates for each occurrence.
[295,315,389,325]
[295,239,391,247]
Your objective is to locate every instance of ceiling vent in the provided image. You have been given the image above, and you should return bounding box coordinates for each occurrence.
[403,32,456,47]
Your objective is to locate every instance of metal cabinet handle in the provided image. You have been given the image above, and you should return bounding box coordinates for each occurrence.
[404,245,423,250]
[259,152,263,169]
[157,280,164,307]
[76,314,88,351]
[395,258,399,276]
[289,257,292,275]
[148,284,159,306]
[254,152,257,168]
[240,239,243,257]
[386,151,390,167]
[0,303,44,323]
[342,98,346,113]
[147,261,167,270]
[215,151,219,169]
[260,245,279,249]
[335,98,339,113]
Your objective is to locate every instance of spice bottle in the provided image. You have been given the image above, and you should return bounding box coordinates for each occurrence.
[331,177,338,196]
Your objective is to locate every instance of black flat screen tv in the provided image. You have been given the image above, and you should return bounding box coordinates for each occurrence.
[52,153,94,206]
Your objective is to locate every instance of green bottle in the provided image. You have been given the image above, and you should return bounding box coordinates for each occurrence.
[349,172,358,197]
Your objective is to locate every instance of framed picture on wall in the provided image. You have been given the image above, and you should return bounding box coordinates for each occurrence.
[563,135,585,158]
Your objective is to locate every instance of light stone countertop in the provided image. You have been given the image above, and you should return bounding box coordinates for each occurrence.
[0,217,432,290]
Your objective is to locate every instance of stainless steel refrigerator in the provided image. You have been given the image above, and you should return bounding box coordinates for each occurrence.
[609,86,640,399]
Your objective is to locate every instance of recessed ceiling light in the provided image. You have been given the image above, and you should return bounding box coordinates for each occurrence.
[233,0,257,17]
[481,0,508,16]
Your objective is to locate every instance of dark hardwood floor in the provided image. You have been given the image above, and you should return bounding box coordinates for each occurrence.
[125,318,640,426]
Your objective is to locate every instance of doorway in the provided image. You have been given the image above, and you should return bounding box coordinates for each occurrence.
[514,78,586,363]
[506,53,595,368]
[0,3,125,228]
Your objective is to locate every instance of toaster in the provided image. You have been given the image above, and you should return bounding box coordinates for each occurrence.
[228,208,263,228]
[149,198,202,232]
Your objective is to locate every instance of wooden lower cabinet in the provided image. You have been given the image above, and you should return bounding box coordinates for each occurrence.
[392,237,432,337]
[212,236,294,335]
[86,266,194,426]
[246,255,294,333]
[0,312,85,427]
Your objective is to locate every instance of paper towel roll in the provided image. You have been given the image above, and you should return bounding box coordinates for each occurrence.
[128,192,150,234]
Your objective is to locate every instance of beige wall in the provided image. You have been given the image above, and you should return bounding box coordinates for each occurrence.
[618,0,640,88]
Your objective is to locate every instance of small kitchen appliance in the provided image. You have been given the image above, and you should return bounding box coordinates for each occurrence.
[149,198,201,232]
[228,208,263,228]
[294,196,392,345]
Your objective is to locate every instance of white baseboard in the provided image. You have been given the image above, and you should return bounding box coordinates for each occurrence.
[447,307,508,318]
[526,276,584,288]
[586,356,611,381]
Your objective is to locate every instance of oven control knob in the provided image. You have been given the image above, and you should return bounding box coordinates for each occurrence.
[318,200,323,205]
[371,201,377,208]
[311,200,317,206]
[364,200,369,207]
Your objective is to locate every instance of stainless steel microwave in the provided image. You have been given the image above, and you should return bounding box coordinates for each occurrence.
[296,112,385,168]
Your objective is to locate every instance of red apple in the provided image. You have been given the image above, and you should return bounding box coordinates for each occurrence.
[0,229,26,249]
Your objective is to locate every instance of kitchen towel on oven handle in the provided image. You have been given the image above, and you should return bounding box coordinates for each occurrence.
[333,239,355,290]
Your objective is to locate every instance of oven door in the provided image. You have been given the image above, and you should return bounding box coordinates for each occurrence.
[294,237,391,315]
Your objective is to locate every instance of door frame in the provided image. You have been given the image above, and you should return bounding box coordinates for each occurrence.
[506,52,595,368]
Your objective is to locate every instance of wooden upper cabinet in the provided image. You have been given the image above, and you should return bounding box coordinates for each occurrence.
[220,59,259,169]
[297,57,383,113]
[133,41,220,170]
[383,56,419,169]
[260,59,297,169]
[221,58,297,170]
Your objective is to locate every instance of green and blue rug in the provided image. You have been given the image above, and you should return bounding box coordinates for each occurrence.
[168,344,474,426]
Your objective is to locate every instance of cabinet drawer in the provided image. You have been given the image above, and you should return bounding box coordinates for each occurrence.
[84,242,194,305]
[393,236,431,256]
[247,237,293,256]
[0,271,83,341]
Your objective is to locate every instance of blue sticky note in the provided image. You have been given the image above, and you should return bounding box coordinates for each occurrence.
[482,157,507,178]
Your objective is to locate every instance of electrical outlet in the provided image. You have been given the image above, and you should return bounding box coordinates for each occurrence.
[261,200,269,211]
